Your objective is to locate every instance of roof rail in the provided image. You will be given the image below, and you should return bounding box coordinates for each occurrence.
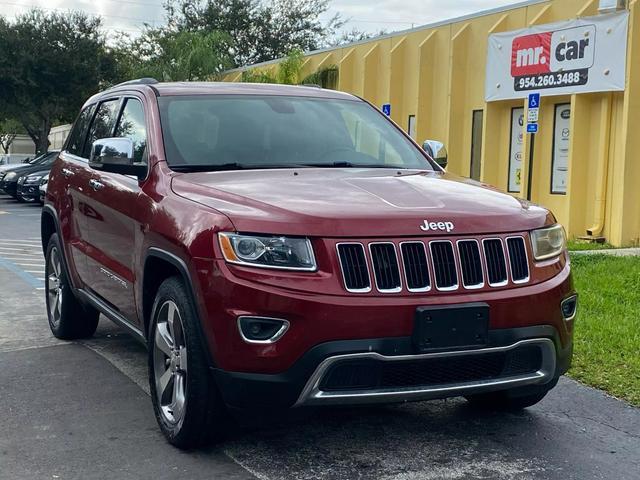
[109,78,159,89]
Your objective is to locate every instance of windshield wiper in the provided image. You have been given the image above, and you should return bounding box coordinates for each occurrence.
[170,163,316,172]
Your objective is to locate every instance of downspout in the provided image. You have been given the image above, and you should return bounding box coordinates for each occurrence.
[586,94,613,237]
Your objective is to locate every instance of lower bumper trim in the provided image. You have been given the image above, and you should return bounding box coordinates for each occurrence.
[294,338,556,406]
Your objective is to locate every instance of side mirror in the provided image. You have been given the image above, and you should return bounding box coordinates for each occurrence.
[89,137,147,180]
[422,140,448,170]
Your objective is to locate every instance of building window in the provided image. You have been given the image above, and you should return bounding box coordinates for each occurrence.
[551,104,571,195]
[470,110,483,180]
[408,115,416,140]
[508,107,525,193]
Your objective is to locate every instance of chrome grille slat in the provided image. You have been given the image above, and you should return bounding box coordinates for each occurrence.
[400,242,430,292]
[369,243,402,292]
[336,243,371,293]
[507,237,529,283]
[430,241,458,291]
[457,240,484,288]
[483,239,508,286]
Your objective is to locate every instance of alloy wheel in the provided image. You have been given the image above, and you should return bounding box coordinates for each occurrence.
[46,246,63,327]
[153,300,188,426]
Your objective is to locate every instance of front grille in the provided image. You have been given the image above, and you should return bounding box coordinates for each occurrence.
[336,235,525,294]
[370,243,402,292]
[337,243,370,292]
[430,241,458,290]
[401,242,430,291]
[320,345,543,392]
[457,240,483,288]
[507,237,529,282]
[483,239,508,286]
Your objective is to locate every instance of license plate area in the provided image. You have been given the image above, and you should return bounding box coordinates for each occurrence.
[413,303,489,352]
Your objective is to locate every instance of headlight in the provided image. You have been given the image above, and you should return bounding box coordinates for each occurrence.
[219,233,317,271]
[5,172,17,180]
[531,224,566,260]
[25,175,43,185]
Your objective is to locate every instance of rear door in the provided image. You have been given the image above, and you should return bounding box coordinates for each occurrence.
[83,96,148,325]
[54,104,96,286]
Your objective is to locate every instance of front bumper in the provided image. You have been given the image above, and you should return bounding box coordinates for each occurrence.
[0,180,17,197]
[212,325,572,409]
[17,183,41,202]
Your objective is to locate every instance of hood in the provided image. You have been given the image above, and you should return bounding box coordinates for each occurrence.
[6,164,52,179]
[0,163,37,174]
[171,169,554,237]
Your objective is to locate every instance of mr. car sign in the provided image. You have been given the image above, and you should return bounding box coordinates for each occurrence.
[486,12,628,102]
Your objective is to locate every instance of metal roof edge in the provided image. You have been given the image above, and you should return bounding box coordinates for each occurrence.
[224,0,550,74]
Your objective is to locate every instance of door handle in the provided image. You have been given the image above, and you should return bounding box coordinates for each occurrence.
[89,179,104,191]
[61,168,74,178]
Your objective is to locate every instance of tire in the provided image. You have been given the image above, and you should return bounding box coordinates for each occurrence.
[148,276,228,449]
[45,233,100,339]
[465,386,550,411]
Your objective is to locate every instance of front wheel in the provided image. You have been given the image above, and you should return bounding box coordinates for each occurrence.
[148,277,228,449]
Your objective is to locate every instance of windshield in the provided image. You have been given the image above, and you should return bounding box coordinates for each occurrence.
[31,152,58,166]
[158,95,433,171]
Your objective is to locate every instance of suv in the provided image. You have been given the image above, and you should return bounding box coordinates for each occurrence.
[42,80,577,448]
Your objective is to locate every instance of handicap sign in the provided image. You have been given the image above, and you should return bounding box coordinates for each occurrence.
[382,104,391,116]
[528,93,540,110]
[527,123,539,134]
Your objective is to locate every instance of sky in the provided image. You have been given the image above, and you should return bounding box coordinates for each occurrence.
[0,0,522,38]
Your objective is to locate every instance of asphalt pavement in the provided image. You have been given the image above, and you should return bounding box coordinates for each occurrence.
[0,195,639,480]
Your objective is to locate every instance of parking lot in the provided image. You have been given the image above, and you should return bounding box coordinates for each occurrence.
[1,195,639,480]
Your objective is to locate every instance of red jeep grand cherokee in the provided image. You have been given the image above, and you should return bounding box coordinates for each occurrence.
[41,79,577,448]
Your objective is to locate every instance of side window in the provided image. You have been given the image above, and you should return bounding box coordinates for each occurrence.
[66,104,96,157]
[114,98,147,163]
[83,99,120,158]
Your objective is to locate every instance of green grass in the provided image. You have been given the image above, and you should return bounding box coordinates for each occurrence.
[567,240,615,251]
[569,254,640,406]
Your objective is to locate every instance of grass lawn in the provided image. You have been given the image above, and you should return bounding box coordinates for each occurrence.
[567,240,615,251]
[569,254,640,406]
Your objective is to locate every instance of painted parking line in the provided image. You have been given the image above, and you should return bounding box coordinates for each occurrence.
[0,257,43,289]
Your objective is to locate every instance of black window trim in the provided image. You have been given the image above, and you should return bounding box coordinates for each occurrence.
[81,96,124,160]
[63,103,97,161]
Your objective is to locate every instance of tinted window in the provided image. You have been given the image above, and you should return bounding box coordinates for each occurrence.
[114,99,147,163]
[83,100,120,158]
[66,104,96,157]
[158,95,433,171]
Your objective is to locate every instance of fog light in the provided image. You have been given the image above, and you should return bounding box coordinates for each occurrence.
[561,295,578,321]
[238,316,289,344]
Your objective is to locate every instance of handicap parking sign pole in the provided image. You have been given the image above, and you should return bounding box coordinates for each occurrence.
[526,93,540,201]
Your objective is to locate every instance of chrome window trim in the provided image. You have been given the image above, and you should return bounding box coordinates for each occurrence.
[506,235,531,284]
[399,241,431,293]
[335,242,372,294]
[482,237,509,287]
[294,338,556,406]
[428,240,459,292]
[237,316,290,344]
[456,239,485,290]
[368,242,403,294]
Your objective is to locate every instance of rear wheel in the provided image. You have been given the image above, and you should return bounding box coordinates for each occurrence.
[45,233,100,339]
[148,277,228,449]
[465,386,550,411]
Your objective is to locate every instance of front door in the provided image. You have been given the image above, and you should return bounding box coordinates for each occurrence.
[83,97,148,326]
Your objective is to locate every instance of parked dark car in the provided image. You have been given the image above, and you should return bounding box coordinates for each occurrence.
[42,80,576,449]
[17,169,50,203]
[38,173,49,204]
[0,150,59,198]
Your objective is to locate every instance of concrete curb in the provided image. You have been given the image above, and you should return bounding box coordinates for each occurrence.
[570,248,640,257]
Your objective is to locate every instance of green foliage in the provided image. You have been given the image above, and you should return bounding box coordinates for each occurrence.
[164,0,343,67]
[569,254,640,406]
[276,49,304,85]
[302,65,339,89]
[115,29,232,82]
[0,9,116,153]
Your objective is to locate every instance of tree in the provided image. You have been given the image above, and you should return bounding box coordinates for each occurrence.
[0,119,24,154]
[0,10,116,154]
[115,29,233,82]
[328,28,387,48]
[165,0,343,66]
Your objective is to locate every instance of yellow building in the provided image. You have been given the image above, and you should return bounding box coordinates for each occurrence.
[224,0,640,247]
